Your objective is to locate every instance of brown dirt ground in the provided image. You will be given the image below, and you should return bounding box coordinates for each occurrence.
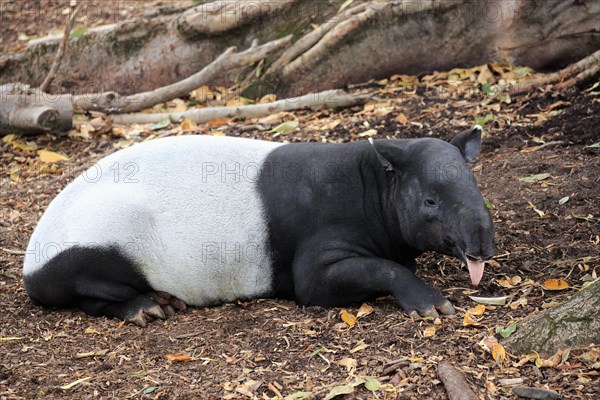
[1,3,600,399]
[1,81,599,399]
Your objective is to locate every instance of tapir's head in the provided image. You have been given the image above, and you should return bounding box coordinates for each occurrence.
[370,126,494,286]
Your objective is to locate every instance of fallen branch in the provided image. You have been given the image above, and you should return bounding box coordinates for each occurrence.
[510,49,600,96]
[72,36,292,114]
[0,86,72,135]
[39,2,82,93]
[112,89,369,124]
[437,362,480,400]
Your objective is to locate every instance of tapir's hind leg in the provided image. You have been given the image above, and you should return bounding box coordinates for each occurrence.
[24,246,183,326]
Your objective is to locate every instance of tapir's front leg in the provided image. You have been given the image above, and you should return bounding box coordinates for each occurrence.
[293,255,454,318]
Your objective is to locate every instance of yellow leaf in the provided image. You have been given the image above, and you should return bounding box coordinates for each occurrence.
[269,120,299,135]
[340,310,357,327]
[358,129,377,137]
[423,326,436,337]
[349,342,369,353]
[497,275,521,288]
[206,117,230,127]
[467,304,486,316]
[258,94,277,103]
[463,313,482,327]
[60,376,91,390]
[226,97,252,107]
[541,278,570,291]
[508,297,528,310]
[0,336,26,341]
[169,98,188,113]
[3,134,38,151]
[320,119,341,131]
[395,113,409,124]
[84,328,100,334]
[492,343,506,366]
[180,118,197,132]
[336,357,357,371]
[356,303,374,319]
[38,150,70,163]
[166,353,192,362]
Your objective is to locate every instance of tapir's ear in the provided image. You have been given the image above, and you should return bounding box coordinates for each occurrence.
[450,125,482,163]
[368,138,403,172]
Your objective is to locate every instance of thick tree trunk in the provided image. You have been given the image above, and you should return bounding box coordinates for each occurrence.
[503,280,600,356]
[0,0,598,98]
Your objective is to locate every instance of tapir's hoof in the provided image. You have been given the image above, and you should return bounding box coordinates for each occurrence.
[401,295,455,319]
[438,301,455,315]
[124,292,188,327]
[126,303,166,327]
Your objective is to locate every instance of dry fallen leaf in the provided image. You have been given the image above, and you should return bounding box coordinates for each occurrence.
[340,310,357,327]
[60,376,91,390]
[497,276,522,288]
[166,353,192,362]
[180,118,198,132]
[358,129,378,137]
[38,150,70,163]
[492,343,506,366]
[206,118,230,127]
[336,357,357,371]
[508,297,528,310]
[323,383,356,400]
[541,278,570,291]
[423,326,436,337]
[467,304,486,316]
[463,313,482,327]
[395,113,409,124]
[349,342,369,353]
[356,303,374,319]
[75,349,109,359]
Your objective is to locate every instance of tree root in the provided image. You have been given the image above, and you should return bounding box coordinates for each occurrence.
[437,362,480,400]
[73,36,292,114]
[279,3,382,80]
[510,49,600,96]
[112,89,370,124]
[503,280,600,356]
[267,2,370,74]
[177,0,298,36]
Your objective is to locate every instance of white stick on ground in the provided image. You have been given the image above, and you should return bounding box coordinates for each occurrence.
[111,89,370,124]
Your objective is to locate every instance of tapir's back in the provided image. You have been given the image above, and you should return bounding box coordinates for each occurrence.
[24,135,282,305]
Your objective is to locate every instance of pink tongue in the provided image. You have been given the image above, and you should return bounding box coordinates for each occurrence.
[467,259,485,286]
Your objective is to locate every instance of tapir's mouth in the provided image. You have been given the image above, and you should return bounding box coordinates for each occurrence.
[465,254,486,286]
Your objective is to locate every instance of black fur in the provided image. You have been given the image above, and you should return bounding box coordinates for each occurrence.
[24,246,152,319]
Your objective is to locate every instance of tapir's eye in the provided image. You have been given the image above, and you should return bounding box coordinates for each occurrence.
[424,198,437,207]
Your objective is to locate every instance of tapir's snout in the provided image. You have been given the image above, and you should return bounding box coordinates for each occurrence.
[462,211,494,286]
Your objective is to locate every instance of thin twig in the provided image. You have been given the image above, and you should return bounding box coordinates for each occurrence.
[39,2,83,93]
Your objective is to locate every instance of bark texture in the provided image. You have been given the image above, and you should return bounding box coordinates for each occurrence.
[0,0,598,98]
[0,85,72,135]
[503,280,600,356]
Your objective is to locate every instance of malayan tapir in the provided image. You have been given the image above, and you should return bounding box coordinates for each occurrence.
[23,126,494,326]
